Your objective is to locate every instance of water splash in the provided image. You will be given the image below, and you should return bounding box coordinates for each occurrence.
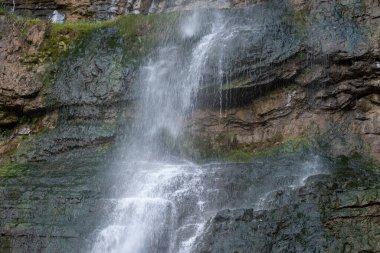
[181,12,201,38]
[91,162,207,253]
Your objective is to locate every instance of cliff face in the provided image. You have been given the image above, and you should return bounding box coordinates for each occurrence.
[1,0,379,164]
[1,0,247,21]
[0,16,120,162]
[0,0,379,252]
[195,164,380,253]
[180,0,380,163]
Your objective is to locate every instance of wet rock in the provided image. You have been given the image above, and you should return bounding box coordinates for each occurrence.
[0,0,378,163]
[0,151,116,253]
[194,168,380,253]
[184,0,380,162]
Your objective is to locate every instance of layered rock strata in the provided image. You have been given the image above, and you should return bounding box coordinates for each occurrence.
[1,0,248,21]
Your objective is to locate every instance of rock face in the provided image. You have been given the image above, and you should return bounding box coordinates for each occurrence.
[1,0,247,21]
[195,166,380,253]
[0,17,46,122]
[183,0,380,162]
[1,0,379,164]
[0,16,126,163]
[0,16,60,161]
[1,150,378,253]
[0,150,116,252]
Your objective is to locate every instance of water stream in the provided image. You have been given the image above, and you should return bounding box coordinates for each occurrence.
[90,9,326,253]
[109,0,119,18]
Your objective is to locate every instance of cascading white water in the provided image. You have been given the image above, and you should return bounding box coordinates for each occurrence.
[12,0,15,13]
[50,10,65,23]
[109,0,119,18]
[91,9,327,253]
[91,12,227,253]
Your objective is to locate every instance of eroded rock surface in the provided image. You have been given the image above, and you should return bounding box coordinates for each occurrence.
[0,17,47,121]
[0,0,378,164]
[0,150,115,252]
[2,0,249,21]
[0,17,136,163]
[184,0,380,162]
[195,165,380,253]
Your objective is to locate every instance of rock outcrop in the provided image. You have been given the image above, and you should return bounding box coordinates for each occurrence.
[1,0,248,21]
[0,16,60,161]
[0,15,131,163]
[183,0,380,162]
[0,17,47,122]
[195,164,380,253]
[0,150,115,252]
[0,0,379,163]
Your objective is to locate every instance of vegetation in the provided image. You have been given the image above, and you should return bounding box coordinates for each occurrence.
[182,131,313,163]
[0,6,41,30]
[114,12,180,55]
[0,5,181,66]
[0,163,25,178]
[36,11,181,65]
[282,4,310,35]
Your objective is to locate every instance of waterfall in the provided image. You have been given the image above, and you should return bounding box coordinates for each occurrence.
[91,11,226,252]
[126,12,224,157]
[90,8,326,253]
[109,0,119,18]
[12,0,15,13]
[51,10,65,23]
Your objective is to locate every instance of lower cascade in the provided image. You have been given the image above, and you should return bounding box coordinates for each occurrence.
[91,157,326,253]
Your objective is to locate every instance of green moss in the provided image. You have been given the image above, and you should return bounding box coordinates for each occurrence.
[249,137,313,158]
[96,120,117,137]
[46,21,115,58]
[38,12,180,63]
[0,236,12,251]
[184,133,312,163]
[335,152,378,171]
[225,149,254,162]
[113,12,181,60]
[51,20,113,34]
[39,21,110,64]
[0,163,25,178]
[0,7,6,16]
[33,12,182,96]
[283,5,310,33]
[7,189,22,200]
